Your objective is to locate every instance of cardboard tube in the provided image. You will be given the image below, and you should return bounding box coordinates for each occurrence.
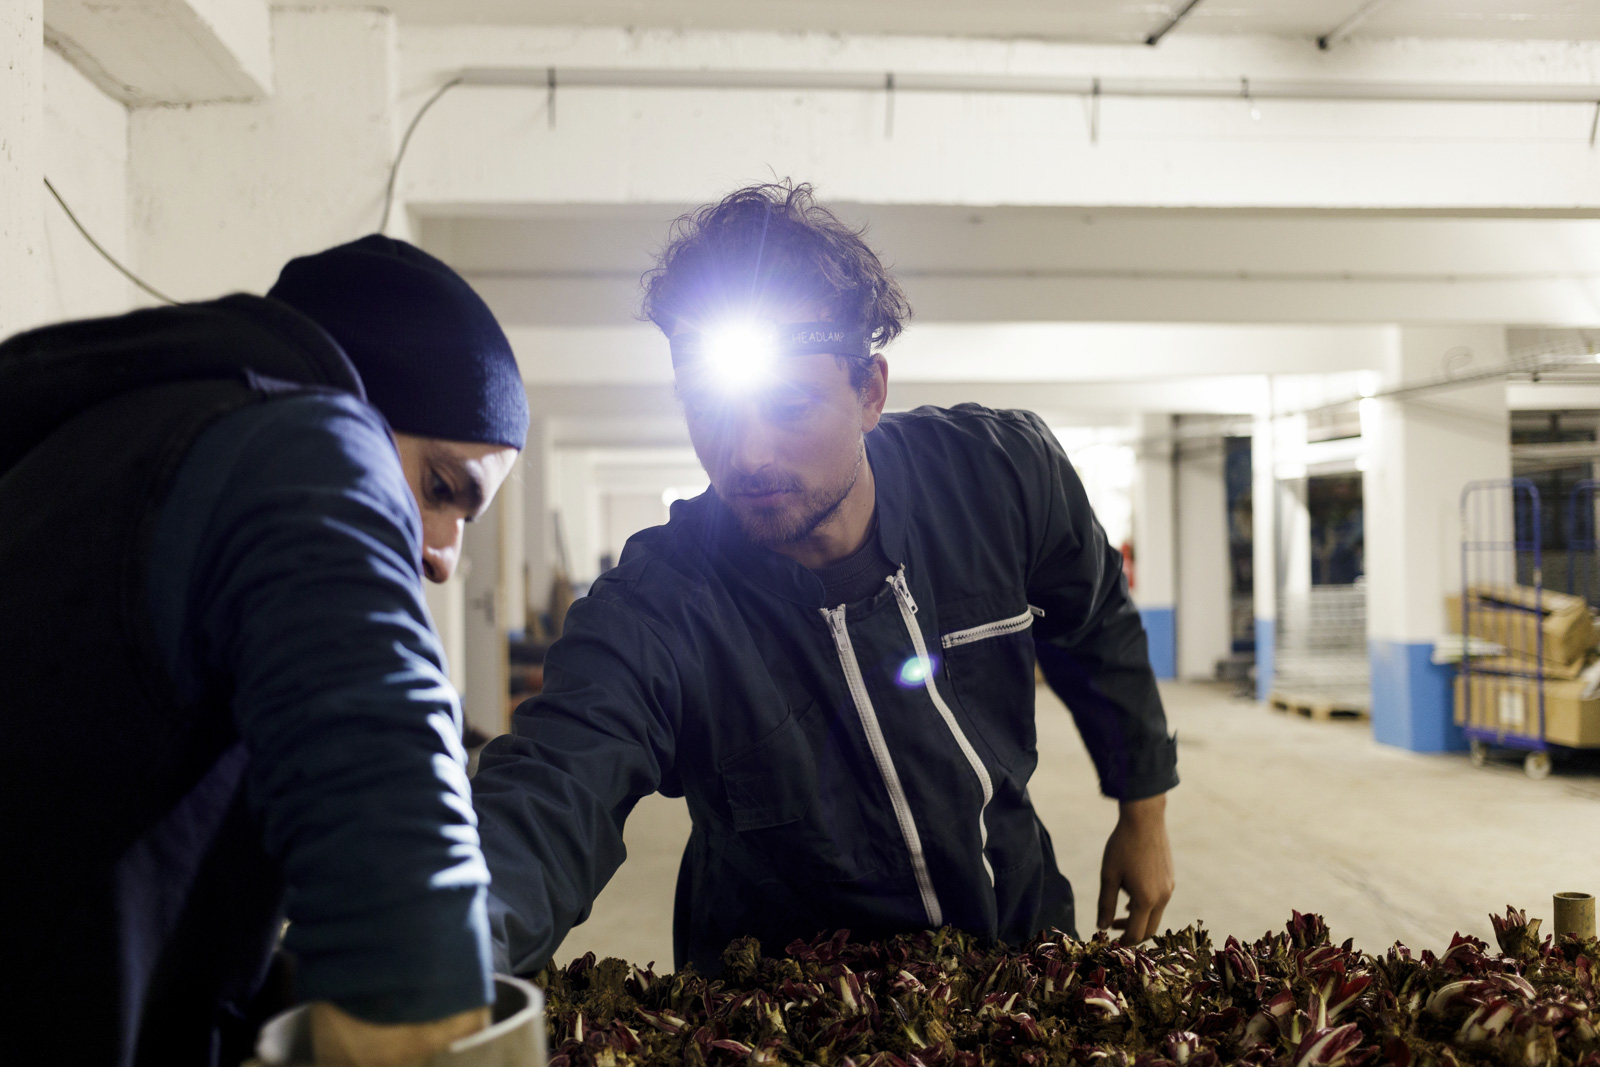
[1553,892,1597,940]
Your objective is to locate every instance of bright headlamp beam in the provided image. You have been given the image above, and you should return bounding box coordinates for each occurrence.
[701,322,780,388]
[669,321,872,394]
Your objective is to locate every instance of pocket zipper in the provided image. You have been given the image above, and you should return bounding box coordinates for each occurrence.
[941,606,1041,650]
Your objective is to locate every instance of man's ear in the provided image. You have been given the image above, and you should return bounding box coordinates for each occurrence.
[860,355,889,433]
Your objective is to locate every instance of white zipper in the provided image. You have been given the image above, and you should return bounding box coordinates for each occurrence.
[941,606,1042,650]
[887,568,996,886]
[821,603,943,927]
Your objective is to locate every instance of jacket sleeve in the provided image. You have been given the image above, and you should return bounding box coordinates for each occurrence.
[1005,411,1179,801]
[470,587,681,976]
[174,395,493,1023]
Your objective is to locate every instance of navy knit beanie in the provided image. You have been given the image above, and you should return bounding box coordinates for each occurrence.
[268,235,528,449]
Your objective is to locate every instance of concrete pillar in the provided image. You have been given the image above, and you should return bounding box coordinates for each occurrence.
[1,0,44,341]
[498,460,526,640]
[423,572,467,694]
[521,414,552,635]
[1132,414,1176,679]
[461,510,506,739]
[1272,414,1313,684]
[1252,395,1278,700]
[1176,433,1231,681]
[1364,326,1511,751]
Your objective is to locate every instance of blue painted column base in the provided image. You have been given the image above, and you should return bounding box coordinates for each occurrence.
[1369,639,1466,752]
[1255,618,1275,701]
[1139,607,1176,680]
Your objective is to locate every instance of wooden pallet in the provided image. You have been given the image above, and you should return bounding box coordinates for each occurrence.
[1269,692,1370,722]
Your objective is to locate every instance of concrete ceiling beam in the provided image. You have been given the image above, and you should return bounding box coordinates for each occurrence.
[393,30,1600,214]
[45,0,272,105]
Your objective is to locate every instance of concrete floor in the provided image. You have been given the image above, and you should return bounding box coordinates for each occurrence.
[547,681,1600,970]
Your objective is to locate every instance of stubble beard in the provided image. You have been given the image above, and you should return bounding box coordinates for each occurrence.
[727,445,864,549]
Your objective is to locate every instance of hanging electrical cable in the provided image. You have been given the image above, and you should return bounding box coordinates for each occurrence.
[1146,0,1209,47]
[1317,0,1400,51]
[43,177,177,305]
[379,76,464,235]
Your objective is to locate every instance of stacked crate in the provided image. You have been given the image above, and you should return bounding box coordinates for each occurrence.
[1270,583,1370,718]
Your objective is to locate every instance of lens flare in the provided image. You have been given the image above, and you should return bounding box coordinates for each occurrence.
[702,321,779,390]
[897,655,937,688]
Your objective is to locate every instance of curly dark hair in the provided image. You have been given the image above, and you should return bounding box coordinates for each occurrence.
[641,181,910,384]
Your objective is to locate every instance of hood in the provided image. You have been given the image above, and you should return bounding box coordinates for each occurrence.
[0,294,365,478]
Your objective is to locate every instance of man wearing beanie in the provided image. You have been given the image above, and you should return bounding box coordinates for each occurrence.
[0,236,527,1067]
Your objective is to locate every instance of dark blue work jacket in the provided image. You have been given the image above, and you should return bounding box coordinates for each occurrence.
[473,404,1177,974]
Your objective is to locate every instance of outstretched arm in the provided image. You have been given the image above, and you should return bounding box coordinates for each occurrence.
[471,590,682,975]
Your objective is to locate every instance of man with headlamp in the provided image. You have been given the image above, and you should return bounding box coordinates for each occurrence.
[473,182,1179,974]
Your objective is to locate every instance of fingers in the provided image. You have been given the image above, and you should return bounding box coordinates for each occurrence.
[1146,902,1168,939]
[1097,866,1120,932]
[1119,901,1154,945]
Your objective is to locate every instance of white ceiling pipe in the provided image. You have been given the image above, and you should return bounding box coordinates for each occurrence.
[458,66,1600,106]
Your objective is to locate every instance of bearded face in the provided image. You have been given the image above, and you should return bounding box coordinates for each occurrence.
[675,349,879,553]
[716,444,864,548]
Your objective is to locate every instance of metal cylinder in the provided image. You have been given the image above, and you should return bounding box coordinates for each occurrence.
[1553,892,1597,940]
[249,975,546,1067]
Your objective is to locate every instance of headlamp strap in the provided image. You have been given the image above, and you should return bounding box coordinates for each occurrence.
[670,321,871,366]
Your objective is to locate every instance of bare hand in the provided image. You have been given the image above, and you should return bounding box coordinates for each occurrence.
[310,1001,491,1067]
[1096,793,1175,945]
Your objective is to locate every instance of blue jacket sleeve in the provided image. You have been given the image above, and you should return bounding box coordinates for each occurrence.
[1004,411,1179,801]
[153,393,493,1023]
[471,586,681,976]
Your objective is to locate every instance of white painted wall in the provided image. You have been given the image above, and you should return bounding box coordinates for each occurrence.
[128,7,398,301]
[1364,327,1513,645]
[1,0,45,342]
[40,47,132,324]
[1176,437,1232,680]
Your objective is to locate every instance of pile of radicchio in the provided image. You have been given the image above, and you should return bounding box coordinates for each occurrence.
[538,908,1600,1067]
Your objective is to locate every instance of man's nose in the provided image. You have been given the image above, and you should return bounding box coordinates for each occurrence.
[422,521,464,583]
[724,408,777,473]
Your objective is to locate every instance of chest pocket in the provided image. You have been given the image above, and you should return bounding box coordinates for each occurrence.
[718,703,887,882]
[939,598,1042,780]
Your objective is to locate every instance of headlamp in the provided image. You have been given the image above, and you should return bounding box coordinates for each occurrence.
[670,320,871,389]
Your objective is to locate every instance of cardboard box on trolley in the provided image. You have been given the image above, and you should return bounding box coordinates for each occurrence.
[1453,672,1600,748]
[1444,584,1596,672]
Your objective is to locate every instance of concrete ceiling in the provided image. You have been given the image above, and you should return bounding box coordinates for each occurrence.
[320,0,1600,42]
[420,205,1600,328]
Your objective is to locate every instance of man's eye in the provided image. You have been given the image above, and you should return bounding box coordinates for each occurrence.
[429,473,454,504]
[766,399,811,421]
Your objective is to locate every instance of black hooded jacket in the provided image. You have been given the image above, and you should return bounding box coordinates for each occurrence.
[474,403,1178,975]
[0,297,491,1066]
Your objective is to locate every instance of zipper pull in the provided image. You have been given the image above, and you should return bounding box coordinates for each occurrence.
[887,567,918,614]
[1029,605,1045,617]
[822,604,848,637]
